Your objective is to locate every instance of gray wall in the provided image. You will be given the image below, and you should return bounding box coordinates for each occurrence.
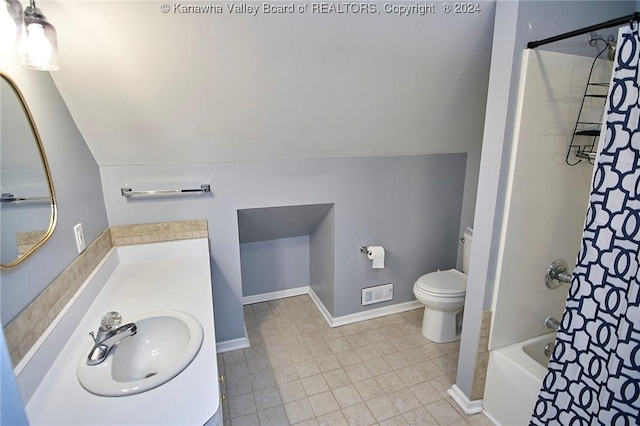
[0,63,109,325]
[455,0,637,400]
[240,236,310,297]
[457,141,482,271]
[310,207,335,314]
[100,154,466,342]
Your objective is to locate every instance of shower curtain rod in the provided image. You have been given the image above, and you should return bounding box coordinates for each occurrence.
[527,11,640,49]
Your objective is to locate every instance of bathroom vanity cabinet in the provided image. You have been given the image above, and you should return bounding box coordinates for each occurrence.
[18,239,221,425]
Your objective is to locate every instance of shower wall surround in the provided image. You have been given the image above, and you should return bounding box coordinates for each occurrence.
[489,50,609,351]
[3,219,208,366]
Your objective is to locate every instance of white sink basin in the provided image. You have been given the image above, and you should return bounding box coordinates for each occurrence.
[77,311,203,396]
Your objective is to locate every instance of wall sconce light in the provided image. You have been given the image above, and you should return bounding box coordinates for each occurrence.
[2,0,59,70]
[1,0,23,49]
[19,0,59,71]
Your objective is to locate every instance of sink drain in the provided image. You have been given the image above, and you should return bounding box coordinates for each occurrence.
[145,372,158,379]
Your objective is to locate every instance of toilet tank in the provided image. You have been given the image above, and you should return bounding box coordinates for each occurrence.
[462,228,473,274]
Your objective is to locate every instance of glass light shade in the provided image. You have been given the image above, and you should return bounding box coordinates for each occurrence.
[1,0,22,49]
[20,18,59,71]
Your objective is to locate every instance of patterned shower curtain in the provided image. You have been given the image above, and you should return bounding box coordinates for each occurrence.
[531,24,640,425]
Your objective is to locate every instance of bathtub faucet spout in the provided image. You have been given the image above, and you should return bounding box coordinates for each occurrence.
[545,316,560,331]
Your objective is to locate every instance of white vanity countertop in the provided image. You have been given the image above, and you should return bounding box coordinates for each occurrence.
[25,238,219,425]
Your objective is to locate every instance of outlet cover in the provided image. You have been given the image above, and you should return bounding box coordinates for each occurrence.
[73,223,85,253]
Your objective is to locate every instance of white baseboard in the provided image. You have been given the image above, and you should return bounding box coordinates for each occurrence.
[242,286,310,305]
[307,287,335,326]
[331,300,423,327]
[216,325,250,353]
[307,287,423,328]
[448,384,483,414]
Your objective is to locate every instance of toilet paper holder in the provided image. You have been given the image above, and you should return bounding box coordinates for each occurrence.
[359,246,368,253]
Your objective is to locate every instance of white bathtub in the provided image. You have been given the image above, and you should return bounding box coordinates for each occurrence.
[483,333,556,426]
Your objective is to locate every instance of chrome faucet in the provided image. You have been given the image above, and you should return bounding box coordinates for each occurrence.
[87,312,137,366]
[545,316,561,332]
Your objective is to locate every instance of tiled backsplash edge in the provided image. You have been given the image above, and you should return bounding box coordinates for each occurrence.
[4,219,209,366]
[110,219,208,246]
[471,309,492,400]
[4,228,113,366]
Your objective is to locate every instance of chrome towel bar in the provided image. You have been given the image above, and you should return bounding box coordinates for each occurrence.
[1,192,51,203]
[121,184,211,198]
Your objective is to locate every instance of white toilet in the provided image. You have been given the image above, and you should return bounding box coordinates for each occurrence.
[413,228,473,343]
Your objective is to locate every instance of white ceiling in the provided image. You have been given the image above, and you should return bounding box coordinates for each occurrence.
[43,1,496,166]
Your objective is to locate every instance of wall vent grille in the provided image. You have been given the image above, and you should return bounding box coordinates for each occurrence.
[361,283,393,306]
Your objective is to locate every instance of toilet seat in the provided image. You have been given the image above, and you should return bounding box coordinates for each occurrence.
[415,269,467,296]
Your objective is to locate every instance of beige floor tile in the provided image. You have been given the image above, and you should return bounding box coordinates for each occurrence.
[294,418,319,426]
[328,337,353,353]
[273,364,300,385]
[414,360,446,380]
[365,357,392,376]
[384,352,412,370]
[420,343,448,359]
[353,344,382,362]
[403,406,438,425]
[376,340,400,356]
[379,415,410,425]
[344,363,373,383]
[401,347,429,365]
[336,350,361,367]
[229,412,259,426]
[425,399,464,425]
[295,360,321,378]
[228,393,257,418]
[308,390,340,417]
[465,413,494,425]
[354,377,385,401]
[342,402,377,426]
[366,395,401,422]
[246,356,271,375]
[308,342,334,358]
[301,374,330,396]
[432,355,458,374]
[355,320,376,333]
[257,405,289,426]
[290,347,314,363]
[332,384,364,408]
[251,369,277,391]
[317,410,349,426]
[315,354,341,373]
[375,371,406,394]
[345,332,369,348]
[395,366,427,387]
[278,380,306,403]
[224,349,247,365]
[284,398,315,424]
[387,388,422,414]
[253,387,283,411]
[337,323,361,336]
[430,375,455,398]
[409,381,443,406]
[226,374,253,398]
[226,296,470,426]
[323,368,352,389]
[362,328,387,343]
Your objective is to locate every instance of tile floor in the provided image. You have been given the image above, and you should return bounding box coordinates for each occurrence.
[219,295,492,426]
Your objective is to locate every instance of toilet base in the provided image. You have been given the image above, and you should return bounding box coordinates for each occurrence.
[420,307,464,343]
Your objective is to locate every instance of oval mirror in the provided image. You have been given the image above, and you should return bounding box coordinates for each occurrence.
[1,71,57,269]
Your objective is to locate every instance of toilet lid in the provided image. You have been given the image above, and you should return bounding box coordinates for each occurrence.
[415,269,467,295]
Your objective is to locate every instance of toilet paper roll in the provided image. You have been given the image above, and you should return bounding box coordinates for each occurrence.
[367,246,385,269]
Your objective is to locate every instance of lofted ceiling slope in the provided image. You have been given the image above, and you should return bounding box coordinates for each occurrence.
[44,0,496,166]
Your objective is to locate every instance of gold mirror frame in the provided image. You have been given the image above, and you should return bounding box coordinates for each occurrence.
[0,71,58,270]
